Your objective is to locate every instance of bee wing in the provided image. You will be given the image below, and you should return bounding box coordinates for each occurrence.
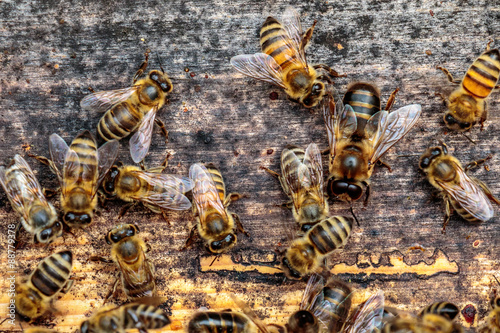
[13,155,51,207]
[322,94,357,157]
[96,139,119,192]
[61,149,81,196]
[281,6,308,65]
[230,53,286,88]
[0,164,35,221]
[116,251,155,297]
[437,165,494,221]
[302,142,325,199]
[134,171,194,193]
[342,290,384,333]
[48,133,70,182]
[80,86,138,112]
[300,273,325,311]
[189,163,227,218]
[365,104,422,165]
[129,106,158,164]
[230,294,269,333]
[281,147,307,212]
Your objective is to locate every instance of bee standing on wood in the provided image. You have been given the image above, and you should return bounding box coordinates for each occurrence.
[437,41,500,131]
[80,51,173,163]
[0,154,62,244]
[32,130,118,228]
[231,7,344,108]
[322,91,421,204]
[15,251,73,322]
[261,143,328,232]
[183,163,248,253]
[419,143,500,232]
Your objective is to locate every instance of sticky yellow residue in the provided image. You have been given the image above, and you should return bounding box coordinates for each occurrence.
[200,254,281,274]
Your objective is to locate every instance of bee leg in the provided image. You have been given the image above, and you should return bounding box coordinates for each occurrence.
[317,74,334,84]
[132,50,150,84]
[60,279,74,294]
[88,255,114,264]
[103,278,120,305]
[232,213,250,237]
[88,86,95,93]
[363,182,371,207]
[313,64,347,78]
[486,39,494,51]
[436,66,461,84]
[259,165,280,178]
[320,148,330,155]
[442,198,453,234]
[119,202,138,218]
[14,222,23,250]
[161,210,171,226]
[300,20,317,51]
[434,92,448,106]
[180,225,198,251]
[465,154,492,172]
[42,187,59,198]
[28,153,59,175]
[146,242,152,253]
[224,192,245,207]
[155,118,169,142]
[479,106,488,131]
[384,88,400,111]
[376,159,392,172]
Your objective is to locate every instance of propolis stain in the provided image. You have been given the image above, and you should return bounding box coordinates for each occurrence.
[461,304,476,324]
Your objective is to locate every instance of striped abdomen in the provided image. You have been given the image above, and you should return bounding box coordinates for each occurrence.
[98,101,143,141]
[307,216,353,255]
[123,303,170,330]
[450,197,487,223]
[462,49,500,99]
[67,131,98,188]
[30,251,72,298]
[205,163,226,202]
[260,16,298,70]
[321,280,352,331]
[343,83,381,134]
[419,302,459,321]
[188,311,254,333]
[280,145,305,195]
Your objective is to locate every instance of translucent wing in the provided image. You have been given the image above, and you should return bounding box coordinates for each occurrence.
[438,165,494,221]
[72,131,99,197]
[365,104,422,165]
[230,295,269,333]
[300,273,325,311]
[281,147,306,212]
[61,149,80,196]
[134,171,194,193]
[342,290,384,333]
[80,86,138,112]
[48,133,70,182]
[116,251,155,298]
[281,6,308,65]
[0,164,34,221]
[13,155,50,207]
[230,53,286,88]
[322,94,357,158]
[97,139,120,188]
[189,163,227,219]
[302,143,324,198]
[130,106,158,163]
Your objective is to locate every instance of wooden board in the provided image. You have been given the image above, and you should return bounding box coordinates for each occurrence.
[0,0,499,332]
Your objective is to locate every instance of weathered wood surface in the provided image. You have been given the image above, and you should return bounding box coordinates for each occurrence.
[0,0,499,332]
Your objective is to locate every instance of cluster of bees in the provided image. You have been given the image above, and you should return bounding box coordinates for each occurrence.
[2,6,500,333]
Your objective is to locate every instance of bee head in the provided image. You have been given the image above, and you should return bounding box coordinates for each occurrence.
[281,256,303,280]
[208,233,237,253]
[443,112,473,132]
[106,224,139,245]
[15,287,40,322]
[419,146,445,171]
[63,212,92,227]
[103,165,120,196]
[301,82,325,108]
[287,310,318,333]
[492,296,500,310]
[34,222,63,244]
[327,177,364,202]
[149,70,173,93]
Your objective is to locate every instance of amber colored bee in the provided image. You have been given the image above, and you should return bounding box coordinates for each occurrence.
[80,301,171,333]
[419,302,459,321]
[322,92,421,203]
[80,51,173,163]
[281,216,353,280]
[102,162,194,219]
[437,41,500,131]
[184,163,248,253]
[0,155,62,243]
[382,313,464,333]
[33,130,118,228]
[15,251,73,322]
[262,143,328,231]
[230,7,344,108]
[419,143,500,232]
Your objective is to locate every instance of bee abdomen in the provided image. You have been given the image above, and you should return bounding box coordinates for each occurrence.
[282,146,305,165]
[188,311,250,333]
[98,102,142,141]
[260,17,297,70]
[125,304,170,329]
[343,83,381,132]
[463,49,500,99]
[205,164,226,200]
[451,200,486,223]
[419,302,459,321]
[30,251,72,297]
[322,280,352,327]
[307,216,353,255]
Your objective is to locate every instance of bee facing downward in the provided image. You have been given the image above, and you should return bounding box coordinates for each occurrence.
[437,41,500,132]
[230,7,344,108]
[80,51,173,163]
[419,143,500,232]
[0,155,62,244]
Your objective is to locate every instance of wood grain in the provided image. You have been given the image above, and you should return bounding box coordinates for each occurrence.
[0,0,499,332]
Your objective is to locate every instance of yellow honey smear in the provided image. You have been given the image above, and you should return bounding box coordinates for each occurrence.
[200,254,281,274]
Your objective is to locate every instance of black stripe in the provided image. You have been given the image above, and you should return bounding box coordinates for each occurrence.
[41,261,66,283]
[71,142,96,151]
[262,16,279,28]
[477,57,500,72]
[31,268,60,296]
[470,65,498,83]
[50,255,70,275]
[260,27,282,39]
[309,223,336,254]
[261,34,286,53]
[278,58,293,70]
[269,44,291,60]
[485,49,500,62]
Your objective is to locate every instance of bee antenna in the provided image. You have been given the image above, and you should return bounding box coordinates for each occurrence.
[0,317,9,326]
[349,205,360,227]
[156,53,165,74]
[209,254,219,267]
[461,132,476,145]
[493,275,500,287]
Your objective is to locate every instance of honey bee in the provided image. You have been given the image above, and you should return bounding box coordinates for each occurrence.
[419,302,459,321]
[382,313,464,333]
[102,162,194,219]
[80,51,173,163]
[341,290,385,332]
[34,130,119,228]
[230,7,344,108]
[15,250,73,322]
[0,154,62,244]
[188,310,264,333]
[184,163,248,253]
[281,216,353,280]
[322,91,421,203]
[261,143,328,231]
[437,41,500,131]
[80,301,171,333]
[419,143,500,232]
[91,224,156,300]
[478,278,500,332]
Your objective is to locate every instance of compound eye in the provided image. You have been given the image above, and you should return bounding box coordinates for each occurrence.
[419,157,431,169]
[331,180,349,196]
[302,97,314,108]
[80,214,91,225]
[39,228,52,242]
[210,234,236,252]
[150,73,159,81]
[347,185,363,200]
[444,114,456,124]
[312,83,323,94]
[460,122,471,129]
[160,82,171,92]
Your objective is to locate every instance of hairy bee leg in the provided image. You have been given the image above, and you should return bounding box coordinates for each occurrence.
[180,225,198,251]
[224,192,245,207]
[231,213,250,237]
[486,39,494,51]
[119,202,138,218]
[259,165,280,178]
[434,92,448,106]
[103,278,120,305]
[317,74,334,84]
[320,148,330,155]
[313,64,347,78]
[14,222,23,250]
[42,187,58,198]
[376,159,392,172]
[88,256,114,264]
[300,20,317,51]
[88,86,95,93]
[161,210,171,226]
[133,50,150,84]
[442,198,453,234]
[155,117,169,142]
[60,279,74,294]
[97,190,109,208]
[465,154,492,172]
[385,88,400,111]
[436,66,461,84]
[28,153,59,175]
